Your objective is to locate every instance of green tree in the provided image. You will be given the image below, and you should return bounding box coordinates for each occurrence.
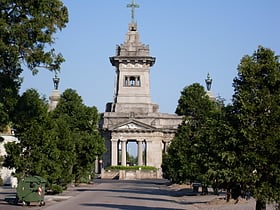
[52,89,106,183]
[3,89,74,193]
[3,89,49,175]
[0,71,21,131]
[42,117,75,191]
[0,0,68,129]
[162,83,220,185]
[162,123,201,183]
[232,46,280,210]
[204,104,241,199]
[3,88,106,191]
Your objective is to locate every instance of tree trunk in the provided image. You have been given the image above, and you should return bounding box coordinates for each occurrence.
[226,188,231,202]
[256,199,266,210]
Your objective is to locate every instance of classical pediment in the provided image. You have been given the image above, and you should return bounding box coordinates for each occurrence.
[110,120,156,131]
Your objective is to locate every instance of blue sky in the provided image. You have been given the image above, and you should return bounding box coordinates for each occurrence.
[20,0,280,114]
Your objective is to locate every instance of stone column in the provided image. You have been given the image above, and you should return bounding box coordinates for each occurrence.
[163,141,169,153]
[111,139,118,166]
[121,140,127,166]
[94,156,99,173]
[137,140,143,166]
[145,140,151,166]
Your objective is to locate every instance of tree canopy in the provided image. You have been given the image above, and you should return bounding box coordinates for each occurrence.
[0,0,68,130]
[162,46,280,210]
[4,89,106,192]
[232,46,280,210]
[162,83,221,185]
[51,89,106,183]
[0,0,68,74]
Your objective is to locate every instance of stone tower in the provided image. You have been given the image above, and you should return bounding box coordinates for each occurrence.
[99,1,182,171]
[109,22,158,114]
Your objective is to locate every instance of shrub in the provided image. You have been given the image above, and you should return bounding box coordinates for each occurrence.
[106,166,156,171]
[46,184,63,195]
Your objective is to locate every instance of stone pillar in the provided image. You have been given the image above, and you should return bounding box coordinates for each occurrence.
[145,139,163,168]
[145,140,151,166]
[137,140,143,166]
[48,90,60,111]
[95,156,99,173]
[111,139,118,166]
[163,141,169,153]
[121,140,127,166]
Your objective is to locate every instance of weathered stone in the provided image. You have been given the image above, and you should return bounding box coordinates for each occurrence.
[99,22,182,172]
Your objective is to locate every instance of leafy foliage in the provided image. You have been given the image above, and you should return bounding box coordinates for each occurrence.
[0,71,21,131]
[0,0,68,130]
[163,46,280,210]
[50,89,106,183]
[4,89,106,191]
[0,0,68,74]
[232,46,280,209]
[162,83,221,184]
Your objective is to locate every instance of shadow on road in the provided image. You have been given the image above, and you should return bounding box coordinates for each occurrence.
[81,203,186,210]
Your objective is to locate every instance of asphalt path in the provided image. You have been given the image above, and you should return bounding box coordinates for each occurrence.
[44,179,190,210]
[0,179,277,210]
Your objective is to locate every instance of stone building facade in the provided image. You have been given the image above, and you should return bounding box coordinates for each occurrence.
[99,21,182,170]
[0,128,18,185]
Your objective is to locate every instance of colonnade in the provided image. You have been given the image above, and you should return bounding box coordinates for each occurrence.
[111,139,145,166]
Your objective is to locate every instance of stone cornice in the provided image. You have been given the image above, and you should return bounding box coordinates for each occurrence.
[110,56,156,67]
[105,127,177,134]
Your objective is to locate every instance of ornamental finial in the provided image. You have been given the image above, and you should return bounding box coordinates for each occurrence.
[127,0,139,23]
[53,70,60,90]
[205,73,212,91]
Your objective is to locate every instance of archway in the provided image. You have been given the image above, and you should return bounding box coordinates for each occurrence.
[127,141,137,166]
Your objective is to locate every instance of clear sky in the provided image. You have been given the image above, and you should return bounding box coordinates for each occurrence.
[20,0,280,114]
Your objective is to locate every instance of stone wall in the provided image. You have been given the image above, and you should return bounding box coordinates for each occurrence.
[101,168,162,180]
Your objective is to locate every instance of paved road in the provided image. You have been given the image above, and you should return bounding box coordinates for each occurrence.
[44,179,189,210]
[0,179,277,210]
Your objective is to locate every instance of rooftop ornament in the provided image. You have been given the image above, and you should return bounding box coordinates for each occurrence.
[127,0,139,23]
[53,71,60,90]
[205,73,212,91]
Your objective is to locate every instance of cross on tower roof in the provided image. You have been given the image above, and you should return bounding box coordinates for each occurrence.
[127,0,139,23]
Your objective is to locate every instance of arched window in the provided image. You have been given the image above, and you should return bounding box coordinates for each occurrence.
[130,76,136,86]
[124,76,129,86]
[124,75,141,87]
